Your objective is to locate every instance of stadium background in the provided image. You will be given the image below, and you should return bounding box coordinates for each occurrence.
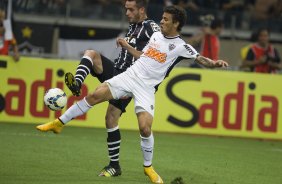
[2,0,281,139]
[0,1,282,184]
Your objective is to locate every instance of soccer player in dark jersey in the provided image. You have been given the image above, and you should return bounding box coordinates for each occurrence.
[64,0,160,177]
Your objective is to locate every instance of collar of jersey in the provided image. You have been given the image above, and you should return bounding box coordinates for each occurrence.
[163,35,180,39]
[133,18,149,26]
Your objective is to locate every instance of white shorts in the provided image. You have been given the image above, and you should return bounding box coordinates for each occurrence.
[105,69,155,117]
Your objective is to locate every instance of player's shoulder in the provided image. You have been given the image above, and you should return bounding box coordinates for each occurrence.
[143,19,157,25]
[151,31,162,38]
[174,36,190,47]
[143,19,160,32]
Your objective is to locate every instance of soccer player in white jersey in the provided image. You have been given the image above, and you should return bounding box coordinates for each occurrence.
[60,0,160,177]
[37,5,228,184]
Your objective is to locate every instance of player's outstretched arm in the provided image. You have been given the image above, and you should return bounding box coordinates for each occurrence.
[116,37,143,59]
[195,55,229,68]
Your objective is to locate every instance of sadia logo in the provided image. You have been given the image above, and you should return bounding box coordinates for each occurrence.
[166,74,279,132]
[2,69,88,119]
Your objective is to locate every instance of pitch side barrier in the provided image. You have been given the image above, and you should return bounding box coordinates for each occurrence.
[0,56,281,140]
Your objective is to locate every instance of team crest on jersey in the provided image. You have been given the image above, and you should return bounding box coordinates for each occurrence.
[169,44,176,51]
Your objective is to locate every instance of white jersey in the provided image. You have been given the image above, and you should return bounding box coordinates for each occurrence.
[127,31,199,88]
[106,32,199,116]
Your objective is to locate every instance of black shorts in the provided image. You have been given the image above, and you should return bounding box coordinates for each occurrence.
[93,55,131,113]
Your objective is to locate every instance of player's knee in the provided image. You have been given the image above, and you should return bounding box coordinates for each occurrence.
[139,125,151,137]
[84,50,99,61]
[86,91,102,105]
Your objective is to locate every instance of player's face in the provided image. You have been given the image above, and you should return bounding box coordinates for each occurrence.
[215,27,223,36]
[258,30,269,47]
[125,1,142,23]
[160,13,178,36]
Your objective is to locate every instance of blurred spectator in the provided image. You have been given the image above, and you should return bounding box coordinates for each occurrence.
[173,0,200,25]
[14,0,66,15]
[250,0,277,20]
[220,0,245,10]
[241,28,281,73]
[219,0,245,28]
[150,0,173,6]
[83,0,123,20]
[0,10,19,61]
[194,0,221,10]
[188,17,223,67]
[148,0,172,23]
[272,0,282,32]
[38,0,67,15]
[14,0,37,13]
[173,0,199,11]
[249,0,278,30]
[273,0,282,17]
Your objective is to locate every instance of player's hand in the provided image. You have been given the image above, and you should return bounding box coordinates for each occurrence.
[214,60,229,67]
[257,56,267,64]
[116,37,129,49]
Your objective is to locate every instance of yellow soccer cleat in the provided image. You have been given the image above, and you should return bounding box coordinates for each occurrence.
[36,119,64,134]
[144,166,164,184]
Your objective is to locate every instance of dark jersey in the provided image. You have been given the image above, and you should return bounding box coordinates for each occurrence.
[114,19,160,71]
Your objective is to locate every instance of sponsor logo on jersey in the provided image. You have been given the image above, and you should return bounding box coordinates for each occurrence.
[125,37,136,45]
[144,46,167,63]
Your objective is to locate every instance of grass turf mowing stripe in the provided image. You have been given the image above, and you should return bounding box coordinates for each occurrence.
[0,122,281,184]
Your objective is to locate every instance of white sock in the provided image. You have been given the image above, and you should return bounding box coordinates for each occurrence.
[140,133,154,167]
[59,97,92,124]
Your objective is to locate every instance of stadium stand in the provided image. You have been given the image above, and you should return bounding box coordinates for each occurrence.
[8,0,282,71]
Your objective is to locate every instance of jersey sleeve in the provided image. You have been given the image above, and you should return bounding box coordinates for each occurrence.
[144,21,160,39]
[180,44,199,60]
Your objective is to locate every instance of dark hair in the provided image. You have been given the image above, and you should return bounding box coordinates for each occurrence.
[126,0,148,9]
[210,18,223,29]
[251,28,270,42]
[163,5,187,32]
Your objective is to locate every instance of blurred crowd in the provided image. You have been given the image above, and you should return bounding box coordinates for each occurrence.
[13,0,282,31]
[0,0,281,74]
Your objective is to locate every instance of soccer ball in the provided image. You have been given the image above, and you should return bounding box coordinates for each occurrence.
[44,88,67,111]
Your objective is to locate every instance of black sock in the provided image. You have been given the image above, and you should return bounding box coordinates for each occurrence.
[107,127,121,168]
[75,56,94,88]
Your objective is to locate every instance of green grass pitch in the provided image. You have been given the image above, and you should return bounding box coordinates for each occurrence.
[0,122,282,184]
